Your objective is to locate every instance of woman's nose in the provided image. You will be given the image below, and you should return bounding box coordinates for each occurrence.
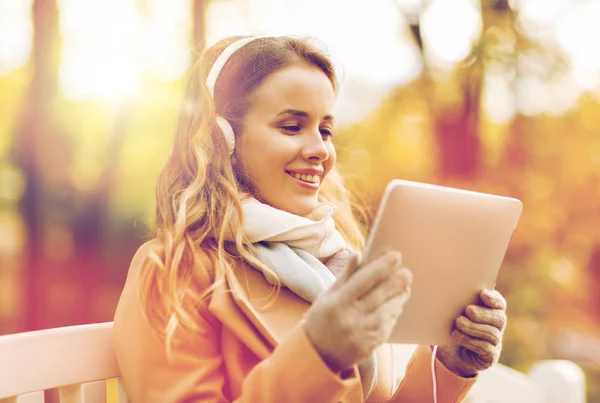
[301,130,329,162]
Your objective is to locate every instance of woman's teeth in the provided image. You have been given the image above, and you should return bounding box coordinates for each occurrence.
[290,172,320,184]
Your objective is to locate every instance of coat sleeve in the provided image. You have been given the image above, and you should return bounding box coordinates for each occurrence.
[390,345,476,403]
[113,242,361,403]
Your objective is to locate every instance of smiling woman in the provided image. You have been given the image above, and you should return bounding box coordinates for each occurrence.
[111,36,504,403]
[236,63,337,216]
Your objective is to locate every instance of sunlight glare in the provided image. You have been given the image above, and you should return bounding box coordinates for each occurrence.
[393,0,425,21]
[59,51,139,101]
[205,0,250,46]
[515,75,548,116]
[514,73,579,116]
[0,0,33,76]
[514,0,571,49]
[555,0,600,92]
[59,0,141,101]
[483,64,516,124]
[518,0,571,26]
[143,0,192,81]
[420,0,482,68]
[58,0,191,101]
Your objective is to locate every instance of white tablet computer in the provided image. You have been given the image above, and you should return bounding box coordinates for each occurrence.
[362,179,522,346]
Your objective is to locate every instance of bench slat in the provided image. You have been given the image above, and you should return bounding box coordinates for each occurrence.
[0,390,45,403]
[0,323,119,398]
[104,379,125,403]
[117,379,127,403]
[59,381,106,403]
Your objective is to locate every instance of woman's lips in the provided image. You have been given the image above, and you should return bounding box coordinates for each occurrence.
[286,171,320,190]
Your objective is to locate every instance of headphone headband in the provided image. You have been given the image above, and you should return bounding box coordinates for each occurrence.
[205,36,266,156]
[205,37,263,97]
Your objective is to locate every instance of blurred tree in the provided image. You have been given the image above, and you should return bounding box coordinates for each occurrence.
[9,0,209,331]
[194,0,208,51]
[11,0,62,331]
[400,0,488,179]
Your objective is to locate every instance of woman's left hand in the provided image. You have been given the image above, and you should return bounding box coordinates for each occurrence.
[437,289,507,378]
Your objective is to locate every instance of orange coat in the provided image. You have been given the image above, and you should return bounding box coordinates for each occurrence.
[113,241,476,402]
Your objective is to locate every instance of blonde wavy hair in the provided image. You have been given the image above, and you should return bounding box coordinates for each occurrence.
[139,36,366,354]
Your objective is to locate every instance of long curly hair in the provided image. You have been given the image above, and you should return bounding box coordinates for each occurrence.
[139,36,366,355]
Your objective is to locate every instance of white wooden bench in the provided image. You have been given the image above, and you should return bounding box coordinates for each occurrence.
[0,322,587,403]
[392,344,587,403]
[0,322,126,403]
[467,357,587,402]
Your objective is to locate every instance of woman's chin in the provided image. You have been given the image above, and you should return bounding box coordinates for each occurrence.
[277,197,319,217]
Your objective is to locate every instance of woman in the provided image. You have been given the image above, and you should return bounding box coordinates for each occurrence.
[113,36,508,402]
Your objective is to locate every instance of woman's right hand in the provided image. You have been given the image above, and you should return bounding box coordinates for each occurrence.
[304,251,412,373]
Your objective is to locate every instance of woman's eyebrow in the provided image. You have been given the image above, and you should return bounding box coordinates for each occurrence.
[276,108,335,121]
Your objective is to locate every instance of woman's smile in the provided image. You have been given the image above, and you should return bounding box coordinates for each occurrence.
[285,168,323,191]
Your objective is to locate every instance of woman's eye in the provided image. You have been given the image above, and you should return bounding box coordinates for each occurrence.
[320,128,333,137]
[281,125,301,133]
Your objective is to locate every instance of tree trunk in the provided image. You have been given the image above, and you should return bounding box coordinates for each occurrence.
[193,0,207,52]
[431,69,483,179]
[13,0,60,331]
[405,2,490,180]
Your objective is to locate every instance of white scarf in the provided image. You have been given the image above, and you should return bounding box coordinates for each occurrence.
[227,197,377,400]
[239,197,344,301]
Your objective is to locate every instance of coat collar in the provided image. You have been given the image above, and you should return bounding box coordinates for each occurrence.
[206,250,395,402]
[206,249,352,358]
[208,262,311,359]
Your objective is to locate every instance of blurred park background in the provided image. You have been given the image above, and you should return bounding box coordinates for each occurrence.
[1,0,600,399]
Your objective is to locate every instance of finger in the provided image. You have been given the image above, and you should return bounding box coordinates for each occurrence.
[465,305,507,331]
[335,253,361,284]
[342,251,403,300]
[455,315,503,346]
[379,284,412,316]
[364,289,412,330]
[451,329,498,364]
[480,289,507,310]
[358,268,412,312]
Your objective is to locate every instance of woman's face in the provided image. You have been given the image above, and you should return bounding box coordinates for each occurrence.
[235,62,337,217]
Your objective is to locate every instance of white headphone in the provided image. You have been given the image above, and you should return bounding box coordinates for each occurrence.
[205,36,264,156]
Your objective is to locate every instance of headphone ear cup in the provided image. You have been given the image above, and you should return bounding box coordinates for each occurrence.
[215,116,236,155]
